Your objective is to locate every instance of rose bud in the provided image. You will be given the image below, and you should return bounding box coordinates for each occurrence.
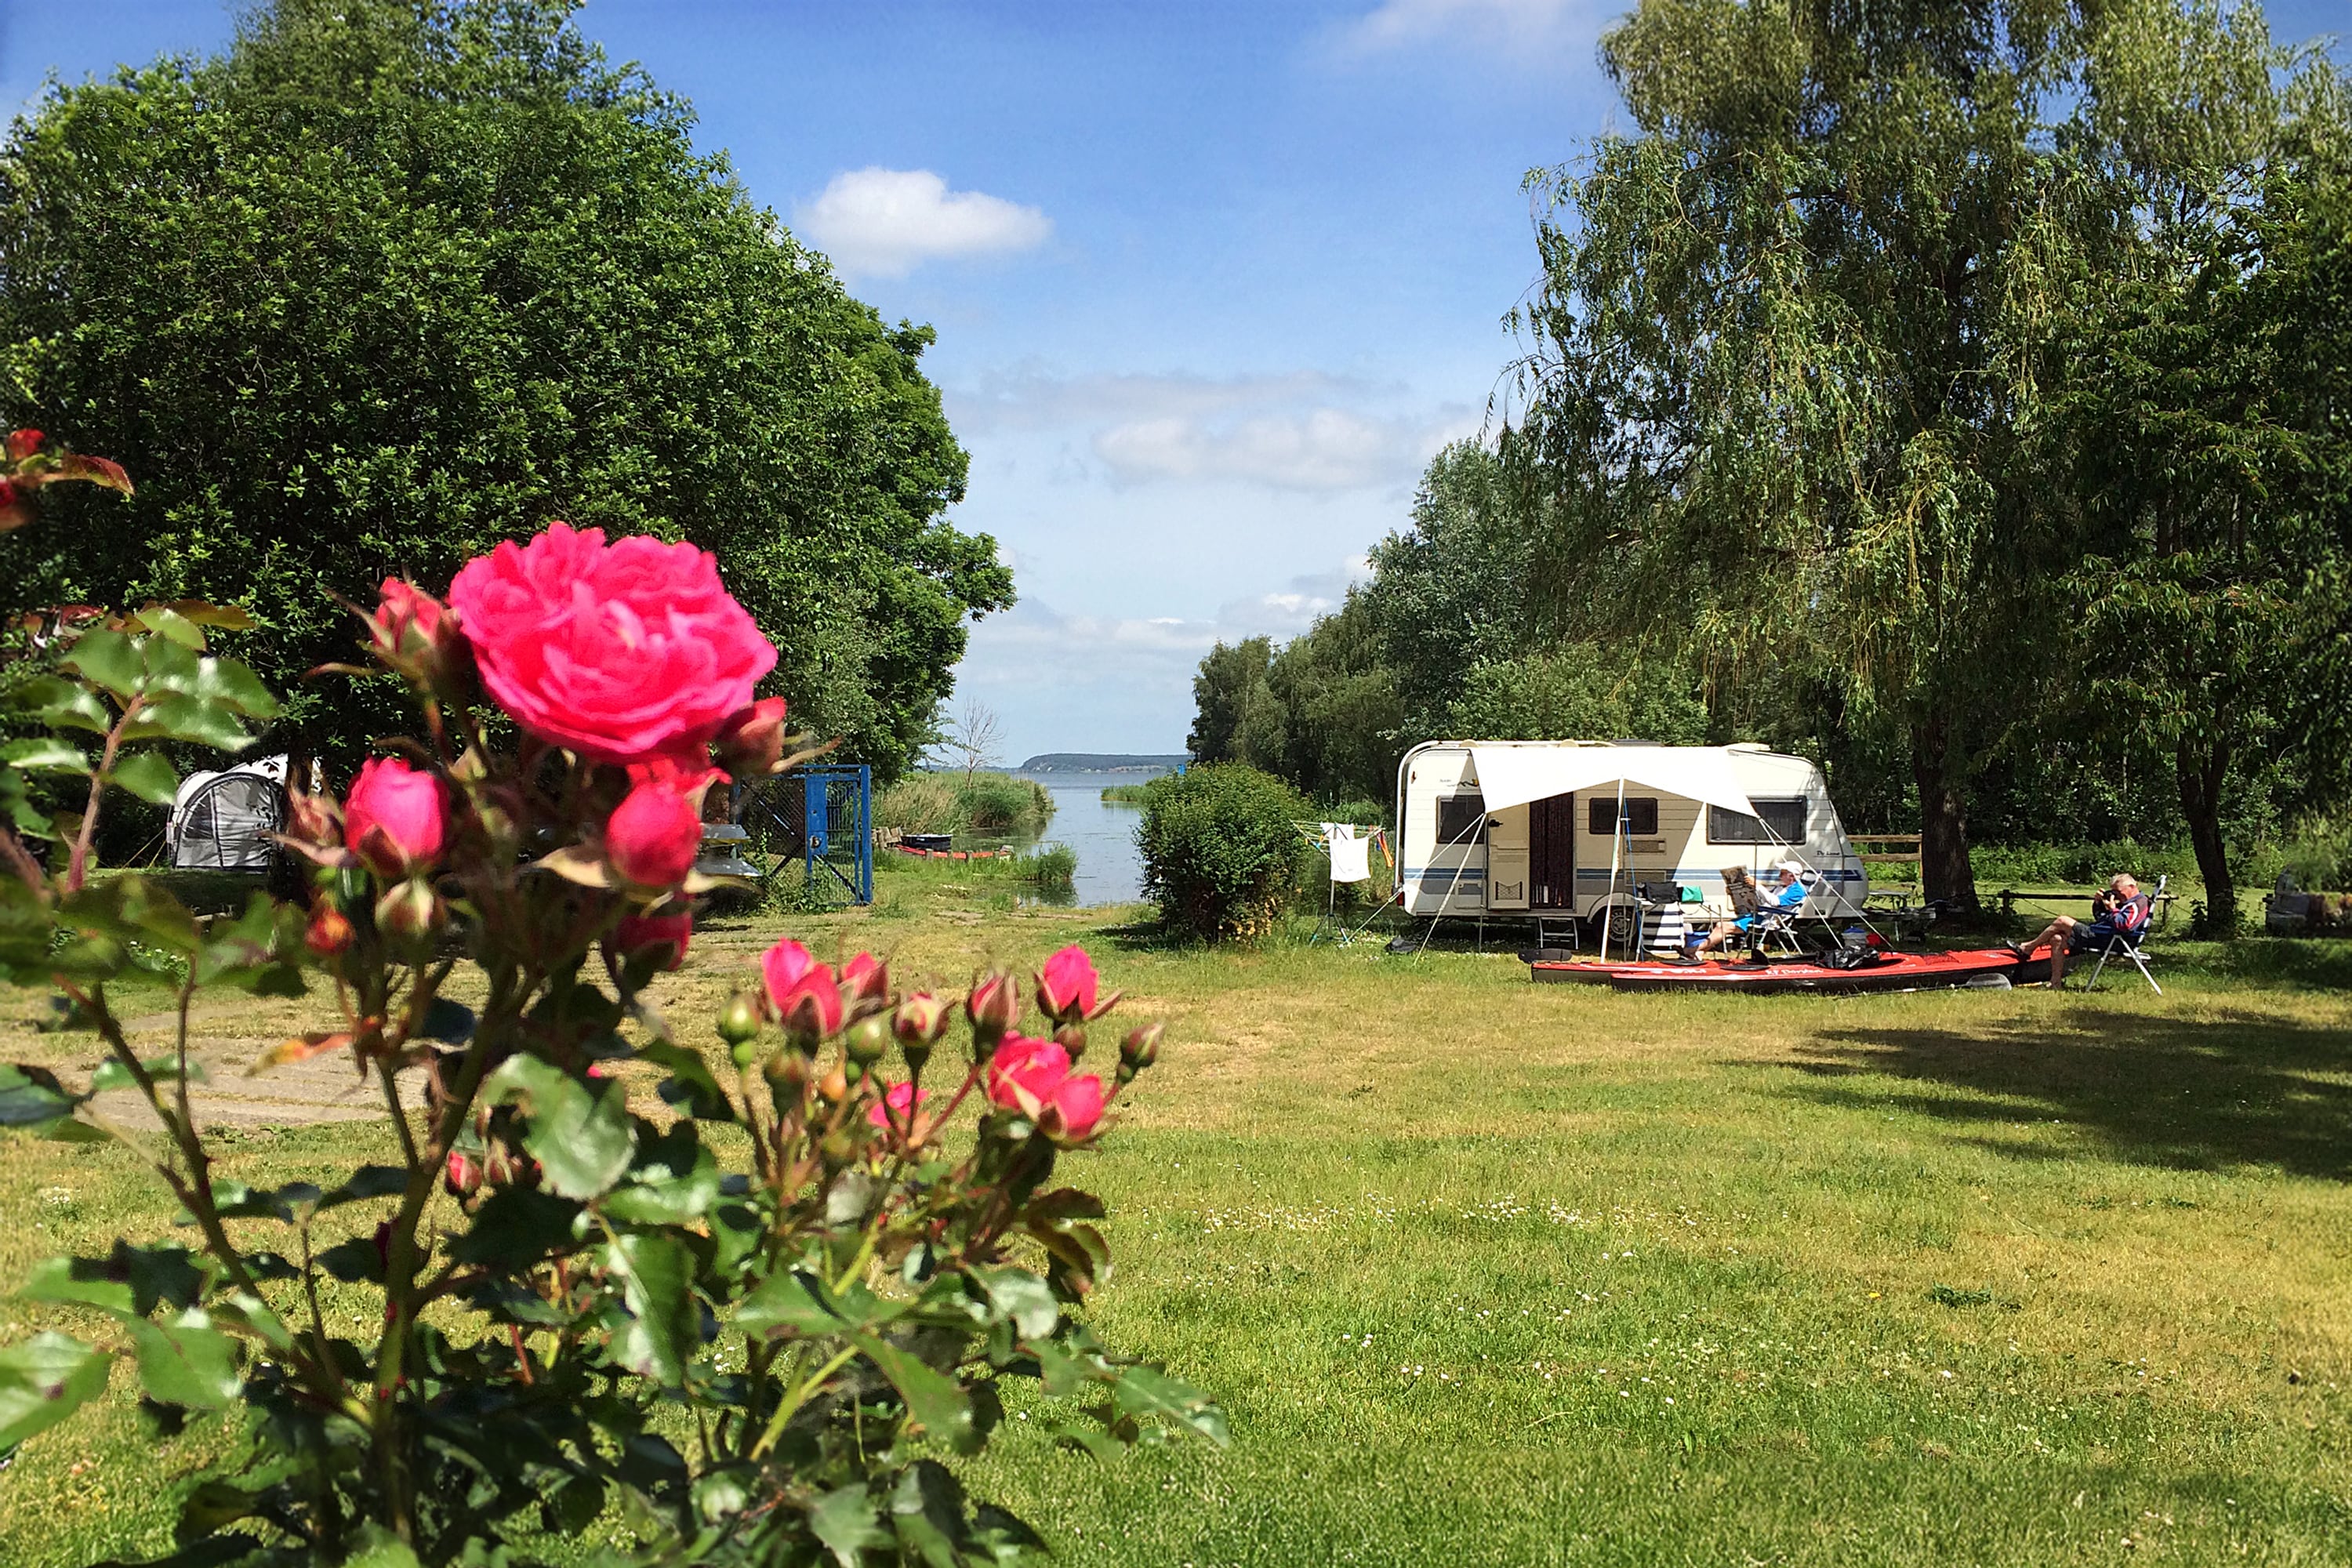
[867,1080,929,1134]
[841,951,889,1005]
[611,908,691,972]
[305,902,355,957]
[761,939,841,1047]
[443,1149,482,1199]
[763,1048,811,1100]
[967,971,1018,1057]
[892,993,948,1071]
[1036,1074,1108,1145]
[606,780,703,891]
[818,1126,858,1169]
[343,757,451,878]
[713,695,789,779]
[367,577,467,691]
[844,1014,889,1073]
[286,790,340,850]
[816,1064,850,1104]
[717,987,766,1053]
[1053,1021,1088,1063]
[1035,944,1098,1026]
[5,428,45,463]
[375,877,441,942]
[1117,1022,1163,1083]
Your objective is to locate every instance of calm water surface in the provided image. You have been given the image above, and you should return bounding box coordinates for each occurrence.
[1010,769,1159,907]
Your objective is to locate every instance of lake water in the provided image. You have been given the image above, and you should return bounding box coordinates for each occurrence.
[1011,769,1159,906]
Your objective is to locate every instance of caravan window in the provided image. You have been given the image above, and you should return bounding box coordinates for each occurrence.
[1586,797,1658,836]
[1708,798,1807,844]
[1434,793,1486,844]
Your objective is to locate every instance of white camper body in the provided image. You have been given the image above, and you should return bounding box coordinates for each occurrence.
[1396,740,1870,925]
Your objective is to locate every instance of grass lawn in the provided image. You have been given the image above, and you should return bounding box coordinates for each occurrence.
[5,862,2352,1565]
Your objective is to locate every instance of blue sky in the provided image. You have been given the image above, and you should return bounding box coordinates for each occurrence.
[4,0,2346,763]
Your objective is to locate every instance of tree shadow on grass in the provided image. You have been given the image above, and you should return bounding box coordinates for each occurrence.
[1782,1010,2352,1180]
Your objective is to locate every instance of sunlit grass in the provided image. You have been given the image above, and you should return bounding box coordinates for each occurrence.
[4,874,2350,1565]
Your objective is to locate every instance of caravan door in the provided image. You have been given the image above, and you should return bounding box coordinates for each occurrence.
[1530,794,1576,908]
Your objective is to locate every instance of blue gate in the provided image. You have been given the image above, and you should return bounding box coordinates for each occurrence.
[733,765,873,906]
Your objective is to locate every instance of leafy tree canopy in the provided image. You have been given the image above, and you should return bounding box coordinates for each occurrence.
[0,0,1011,781]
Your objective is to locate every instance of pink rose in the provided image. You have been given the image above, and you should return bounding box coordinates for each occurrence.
[343,757,450,877]
[714,696,789,778]
[866,1080,930,1131]
[612,909,692,971]
[447,521,778,765]
[1036,944,1099,1024]
[986,1033,1071,1118]
[761,938,842,1040]
[606,780,702,890]
[1040,1074,1106,1142]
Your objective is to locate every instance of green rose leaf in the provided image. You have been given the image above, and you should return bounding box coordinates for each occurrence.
[485,1057,634,1200]
[140,631,201,691]
[737,1269,902,1338]
[341,1524,424,1568]
[606,1232,697,1388]
[12,676,113,735]
[1112,1363,1229,1447]
[133,604,208,649]
[121,693,254,751]
[60,630,142,699]
[126,1312,241,1410]
[854,1334,971,1449]
[637,1041,736,1123]
[90,1054,208,1094]
[2,737,91,775]
[107,751,180,805]
[977,1268,1061,1341]
[448,1187,583,1268]
[808,1485,893,1567]
[0,1332,111,1450]
[193,657,279,718]
[17,1255,134,1315]
[0,1064,82,1127]
[890,1459,972,1567]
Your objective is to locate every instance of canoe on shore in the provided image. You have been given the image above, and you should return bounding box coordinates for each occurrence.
[1526,946,2050,995]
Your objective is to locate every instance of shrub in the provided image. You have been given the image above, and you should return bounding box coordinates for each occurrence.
[0,501,1221,1564]
[1017,841,1078,895]
[1138,764,1311,942]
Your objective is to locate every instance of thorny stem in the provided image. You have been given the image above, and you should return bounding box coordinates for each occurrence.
[65,699,140,893]
[748,1343,862,1461]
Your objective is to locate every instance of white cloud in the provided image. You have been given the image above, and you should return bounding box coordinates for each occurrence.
[796,168,1051,280]
[949,367,1477,493]
[1339,0,1596,56]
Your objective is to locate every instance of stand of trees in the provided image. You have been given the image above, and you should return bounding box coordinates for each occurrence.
[0,0,1011,782]
[1189,0,2351,927]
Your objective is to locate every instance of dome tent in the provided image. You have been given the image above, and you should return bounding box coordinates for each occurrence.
[167,756,288,872]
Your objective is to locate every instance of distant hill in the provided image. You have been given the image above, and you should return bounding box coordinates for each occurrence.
[1019,753,1189,774]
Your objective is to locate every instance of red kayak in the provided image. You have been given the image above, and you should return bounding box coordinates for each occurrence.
[1528,946,2049,995]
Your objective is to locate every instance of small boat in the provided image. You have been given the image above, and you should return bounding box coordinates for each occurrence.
[1526,946,2046,995]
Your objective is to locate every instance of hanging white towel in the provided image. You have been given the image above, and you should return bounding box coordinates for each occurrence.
[1328,824,1372,884]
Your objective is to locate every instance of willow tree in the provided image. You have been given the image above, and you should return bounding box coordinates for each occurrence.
[1505,0,2313,910]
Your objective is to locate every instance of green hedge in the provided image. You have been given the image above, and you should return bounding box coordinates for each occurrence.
[1138,765,1311,942]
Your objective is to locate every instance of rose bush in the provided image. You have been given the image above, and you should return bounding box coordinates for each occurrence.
[0,496,1221,1568]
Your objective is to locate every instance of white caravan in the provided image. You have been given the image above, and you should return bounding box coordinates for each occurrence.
[1395,740,1871,927]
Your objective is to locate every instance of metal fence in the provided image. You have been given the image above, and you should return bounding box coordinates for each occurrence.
[734,765,873,905]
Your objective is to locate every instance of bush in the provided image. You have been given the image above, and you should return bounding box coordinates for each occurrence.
[876,770,1052,838]
[1969,840,2203,888]
[1138,764,1312,942]
[1017,841,1078,895]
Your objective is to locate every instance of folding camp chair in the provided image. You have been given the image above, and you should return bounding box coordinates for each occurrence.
[2081,875,2165,994]
[1744,869,1820,958]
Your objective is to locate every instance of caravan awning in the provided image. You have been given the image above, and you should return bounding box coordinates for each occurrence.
[1465,745,1758,818]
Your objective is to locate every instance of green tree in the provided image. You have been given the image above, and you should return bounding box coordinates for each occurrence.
[0,0,1010,781]
[1504,0,2329,912]
[1447,646,1708,746]
[1185,635,1275,764]
[2056,152,2352,926]
[1258,595,1404,803]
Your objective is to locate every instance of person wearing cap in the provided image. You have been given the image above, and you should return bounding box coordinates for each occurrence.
[2007,873,2151,988]
[1687,861,1810,958]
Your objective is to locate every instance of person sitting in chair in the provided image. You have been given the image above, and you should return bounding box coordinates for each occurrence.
[1690,862,1809,958]
[2008,873,2149,988]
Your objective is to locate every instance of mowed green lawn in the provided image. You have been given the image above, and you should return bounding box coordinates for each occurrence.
[5,875,2352,1566]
